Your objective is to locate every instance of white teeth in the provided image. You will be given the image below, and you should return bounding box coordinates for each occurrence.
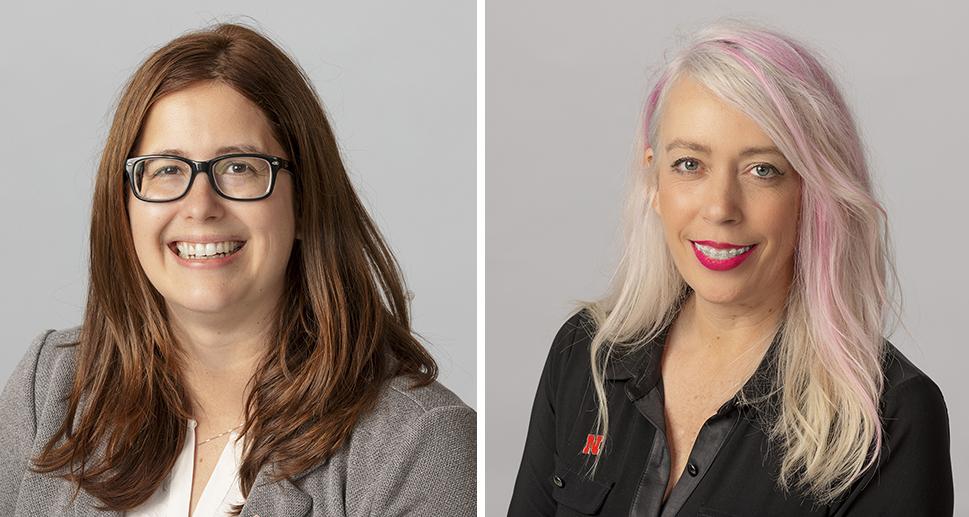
[175,241,243,259]
[694,243,752,260]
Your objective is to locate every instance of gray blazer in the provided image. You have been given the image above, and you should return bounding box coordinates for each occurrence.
[0,329,477,516]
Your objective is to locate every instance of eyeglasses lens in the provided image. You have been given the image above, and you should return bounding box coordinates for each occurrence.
[212,157,273,199]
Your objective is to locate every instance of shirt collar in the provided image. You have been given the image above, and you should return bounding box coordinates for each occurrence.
[602,341,655,381]
[738,338,780,408]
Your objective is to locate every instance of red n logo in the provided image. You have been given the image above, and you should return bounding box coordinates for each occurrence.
[582,434,604,455]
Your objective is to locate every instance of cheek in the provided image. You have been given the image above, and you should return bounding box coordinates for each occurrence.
[270,181,299,247]
[655,182,694,233]
[127,205,151,255]
[127,203,169,266]
[762,191,801,251]
[782,184,802,246]
[258,203,298,260]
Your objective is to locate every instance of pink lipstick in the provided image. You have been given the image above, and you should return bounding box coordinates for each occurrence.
[692,241,755,271]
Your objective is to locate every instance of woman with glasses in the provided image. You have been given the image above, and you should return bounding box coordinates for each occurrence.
[0,24,475,516]
[508,22,952,516]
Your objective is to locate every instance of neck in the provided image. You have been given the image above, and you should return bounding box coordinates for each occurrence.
[662,293,782,405]
[167,306,277,425]
[672,290,784,363]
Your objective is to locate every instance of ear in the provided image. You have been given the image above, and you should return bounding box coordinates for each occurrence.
[645,148,661,216]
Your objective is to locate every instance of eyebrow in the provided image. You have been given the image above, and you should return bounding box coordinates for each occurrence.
[665,139,710,154]
[737,145,784,158]
[149,144,267,157]
[664,139,784,159]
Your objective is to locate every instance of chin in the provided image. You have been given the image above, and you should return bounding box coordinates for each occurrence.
[689,283,751,307]
[163,288,241,316]
[169,300,237,316]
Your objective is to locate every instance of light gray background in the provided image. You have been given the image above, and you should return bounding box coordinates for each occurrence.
[0,2,475,409]
[487,0,968,513]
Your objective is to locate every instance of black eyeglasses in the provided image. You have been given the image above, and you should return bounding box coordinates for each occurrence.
[125,154,295,202]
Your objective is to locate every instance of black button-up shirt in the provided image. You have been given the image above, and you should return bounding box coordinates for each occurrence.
[508,313,953,516]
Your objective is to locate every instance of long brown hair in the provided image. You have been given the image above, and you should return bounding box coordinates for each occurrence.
[33,23,437,511]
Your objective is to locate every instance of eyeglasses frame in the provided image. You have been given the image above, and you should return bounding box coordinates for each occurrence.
[124,153,295,202]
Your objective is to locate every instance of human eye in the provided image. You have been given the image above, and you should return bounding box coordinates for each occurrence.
[671,157,701,173]
[143,159,187,179]
[223,162,252,174]
[748,163,783,179]
[154,165,182,177]
[216,157,268,177]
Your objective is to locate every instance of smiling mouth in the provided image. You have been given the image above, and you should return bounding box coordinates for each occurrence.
[693,242,754,260]
[174,241,244,259]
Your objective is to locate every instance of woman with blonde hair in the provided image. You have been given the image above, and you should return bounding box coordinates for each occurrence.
[509,22,951,516]
[0,23,475,516]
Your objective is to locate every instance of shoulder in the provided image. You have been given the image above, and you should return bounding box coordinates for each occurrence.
[880,343,948,422]
[1,327,80,424]
[552,311,597,351]
[355,377,476,441]
[543,311,598,375]
[0,328,82,517]
[26,327,80,375]
[877,343,950,460]
[18,327,80,372]
[836,344,953,514]
[542,310,647,387]
[295,378,476,516]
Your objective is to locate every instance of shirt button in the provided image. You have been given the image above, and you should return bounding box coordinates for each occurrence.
[552,475,565,488]
[687,463,699,477]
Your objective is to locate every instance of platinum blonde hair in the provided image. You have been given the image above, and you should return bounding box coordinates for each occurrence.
[583,22,896,503]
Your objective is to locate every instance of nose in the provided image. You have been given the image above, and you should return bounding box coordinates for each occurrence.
[180,172,225,220]
[700,171,742,225]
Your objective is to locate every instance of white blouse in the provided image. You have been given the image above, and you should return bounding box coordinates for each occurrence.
[127,420,246,517]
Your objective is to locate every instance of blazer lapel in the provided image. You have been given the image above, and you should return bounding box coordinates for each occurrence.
[239,469,312,517]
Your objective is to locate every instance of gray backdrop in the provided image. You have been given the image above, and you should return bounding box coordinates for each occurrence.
[0,2,476,409]
[487,0,968,514]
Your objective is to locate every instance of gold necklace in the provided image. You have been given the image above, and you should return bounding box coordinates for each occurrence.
[196,423,244,447]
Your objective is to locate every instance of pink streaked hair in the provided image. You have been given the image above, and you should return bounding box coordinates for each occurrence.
[584,21,896,503]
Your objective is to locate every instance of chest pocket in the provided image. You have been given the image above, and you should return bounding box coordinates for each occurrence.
[550,454,614,515]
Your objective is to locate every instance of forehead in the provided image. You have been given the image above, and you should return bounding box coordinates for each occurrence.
[135,81,283,159]
[657,78,778,155]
